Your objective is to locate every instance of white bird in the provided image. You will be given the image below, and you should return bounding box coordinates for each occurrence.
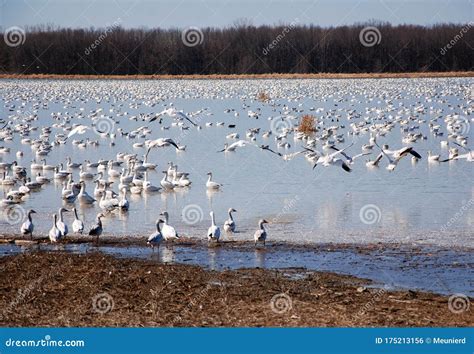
[223,208,237,233]
[49,214,62,242]
[254,219,269,246]
[148,137,180,150]
[118,187,130,210]
[147,219,164,250]
[218,140,253,152]
[366,152,384,168]
[67,125,90,139]
[152,108,197,126]
[206,172,222,190]
[159,211,179,240]
[56,207,69,237]
[72,207,84,234]
[20,209,36,239]
[160,171,175,190]
[428,151,440,162]
[207,211,220,242]
[78,181,96,204]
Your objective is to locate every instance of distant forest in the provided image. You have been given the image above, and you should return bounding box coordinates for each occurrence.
[0,22,472,75]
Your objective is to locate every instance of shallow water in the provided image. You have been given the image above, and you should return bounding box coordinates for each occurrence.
[1,242,472,296]
[0,78,473,248]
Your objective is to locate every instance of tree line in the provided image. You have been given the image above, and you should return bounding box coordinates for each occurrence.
[0,22,472,75]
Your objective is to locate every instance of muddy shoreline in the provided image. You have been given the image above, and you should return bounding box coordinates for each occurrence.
[1,251,472,327]
[1,233,473,298]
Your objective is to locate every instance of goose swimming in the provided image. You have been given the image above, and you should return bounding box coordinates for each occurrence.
[206,172,222,190]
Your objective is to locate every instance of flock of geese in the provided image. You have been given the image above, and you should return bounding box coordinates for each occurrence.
[18,207,269,248]
[0,78,472,249]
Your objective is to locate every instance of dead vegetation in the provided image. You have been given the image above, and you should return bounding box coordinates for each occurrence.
[298,114,317,135]
[0,72,472,80]
[257,91,271,102]
[0,252,471,327]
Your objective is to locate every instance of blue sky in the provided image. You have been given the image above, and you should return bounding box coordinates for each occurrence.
[1,0,471,29]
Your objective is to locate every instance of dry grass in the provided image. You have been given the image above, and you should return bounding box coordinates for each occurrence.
[257,91,271,102]
[1,252,471,327]
[0,72,473,80]
[298,114,317,135]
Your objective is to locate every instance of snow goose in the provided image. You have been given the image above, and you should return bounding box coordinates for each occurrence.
[223,208,237,233]
[254,219,269,246]
[207,211,220,242]
[20,209,36,239]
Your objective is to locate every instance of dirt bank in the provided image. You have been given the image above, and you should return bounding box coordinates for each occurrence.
[0,252,471,327]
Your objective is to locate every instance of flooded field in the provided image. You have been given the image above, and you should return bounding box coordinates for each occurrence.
[0,78,472,247]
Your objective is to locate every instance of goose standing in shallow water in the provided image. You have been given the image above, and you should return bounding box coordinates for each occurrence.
[147,219,164,250]
[159,211,179,240]
[20,209,36,239]
[49,214,62,242]
[56,208,69,237]
[223,208,237,233]
[254,219,269,246]
[207,211,220,242]
[89,213,105,244]
[72,207,84,234]
[118,187,130,211]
